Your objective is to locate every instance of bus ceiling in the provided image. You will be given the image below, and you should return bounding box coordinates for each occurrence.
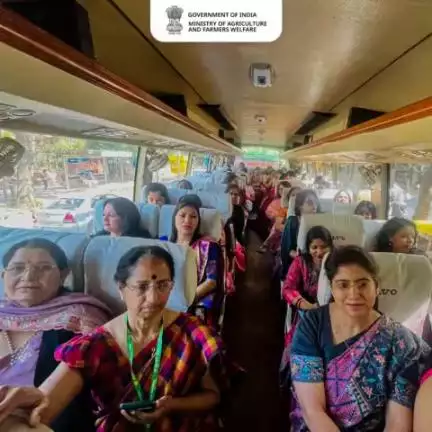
[0,7,240,156]
[283,97,432,164]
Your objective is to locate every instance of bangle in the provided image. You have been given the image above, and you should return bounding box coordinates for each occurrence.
[295,298,303,309]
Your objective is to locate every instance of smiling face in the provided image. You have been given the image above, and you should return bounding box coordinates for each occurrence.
[391,225,416,253]
[309,238,330,265]
[3,247,65,307]
[175,205,199,239]
[121,256,173,320]
[331,264,378,318]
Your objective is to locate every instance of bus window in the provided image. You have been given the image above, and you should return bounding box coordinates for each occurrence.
[389,164,432,251]
[0,130,137,234]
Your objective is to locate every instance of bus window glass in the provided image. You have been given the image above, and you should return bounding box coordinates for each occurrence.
[150,150,189,184]
[389,164,432,251]
[0,130,137,233]
[297,162,385,217]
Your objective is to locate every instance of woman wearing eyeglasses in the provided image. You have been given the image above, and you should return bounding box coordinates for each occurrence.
[0,246,230,432]
[290,246,430,432]
[0,238,111,431]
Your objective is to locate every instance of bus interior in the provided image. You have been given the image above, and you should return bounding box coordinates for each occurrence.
[0,1,432,431]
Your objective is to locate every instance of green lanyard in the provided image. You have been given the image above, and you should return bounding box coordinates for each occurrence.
[125,314,164,403]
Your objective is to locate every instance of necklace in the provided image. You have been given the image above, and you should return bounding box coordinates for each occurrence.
[2,331,14,353]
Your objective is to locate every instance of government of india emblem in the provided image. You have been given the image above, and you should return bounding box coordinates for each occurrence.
[166,6,184,35]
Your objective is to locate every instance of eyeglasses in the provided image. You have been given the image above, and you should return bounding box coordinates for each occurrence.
[126,279,173,295]
[4,263,57,276]
[332,279,374,290]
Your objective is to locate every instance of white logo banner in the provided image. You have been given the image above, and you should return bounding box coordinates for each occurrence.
[151,0,282,43]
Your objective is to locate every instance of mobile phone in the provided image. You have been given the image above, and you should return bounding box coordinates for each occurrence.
[119,400,156,413]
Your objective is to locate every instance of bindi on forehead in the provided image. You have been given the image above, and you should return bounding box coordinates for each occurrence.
[151,274,157,280]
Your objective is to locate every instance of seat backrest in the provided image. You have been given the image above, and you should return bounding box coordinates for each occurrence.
[92,199,105,234]
[297,214,364,252]
[83,237,197,315]
[137,203,160,239]
[317,252,432,337]
[158,205,222,241]
[191,191,232,221]
[362,219,386,251]
[0,227,89,296]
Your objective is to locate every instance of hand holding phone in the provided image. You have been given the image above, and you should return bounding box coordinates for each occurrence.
[119,400,156,413]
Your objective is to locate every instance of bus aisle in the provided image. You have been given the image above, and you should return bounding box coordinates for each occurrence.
[223,230,287,432]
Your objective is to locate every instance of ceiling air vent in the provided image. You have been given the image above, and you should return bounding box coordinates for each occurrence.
[294,111,336,136]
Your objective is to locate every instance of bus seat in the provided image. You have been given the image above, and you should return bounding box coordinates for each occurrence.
[158,205,223,241]
[317,252,432,338]
[83,236,197,315]
[190,191,232,221]
[137,203,160,239]
[362,219,386,251]
[0,227,89,296]
[92,198,105,234]
[297,214,364,252]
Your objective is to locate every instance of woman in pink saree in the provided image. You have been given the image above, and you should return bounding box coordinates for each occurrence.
[169,201,224,330]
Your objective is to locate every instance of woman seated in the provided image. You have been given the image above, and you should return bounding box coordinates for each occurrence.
[375,217,422,254]
[258,181,292,254]
[354,200,377,220]
[0,239,111,432]
[95,197,151,238]
[290,245,430,432]
[0,246,229,431]
[145,183,170,207]
[280,189,321,279]
[170,201,224,329]
[281,226,333,350]
[414,356,432,431]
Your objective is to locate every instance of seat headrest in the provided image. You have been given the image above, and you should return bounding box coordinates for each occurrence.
[297,214,364,252]
[372,253,432,335]
[0,227,89,295]
[158,205,222,241]
[83,237,197,315]
[317,252,432,337]
[362,219,386,251]
[190,191,232,221]
[137,203,160,238]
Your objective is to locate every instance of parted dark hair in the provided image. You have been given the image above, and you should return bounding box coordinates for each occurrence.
[169,201,201,244]
[354,200,377,219]
[304,226,333,258]
[294,189,321,216]
[145,182,170,204]
[178,194,202,208]
[3,238,69,271]
[98,197,150,238]
[375,217,417,253]
[114,246,175,286]
[325,245,379,283]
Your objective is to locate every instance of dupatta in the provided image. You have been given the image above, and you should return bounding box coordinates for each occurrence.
[0,290,111,334]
